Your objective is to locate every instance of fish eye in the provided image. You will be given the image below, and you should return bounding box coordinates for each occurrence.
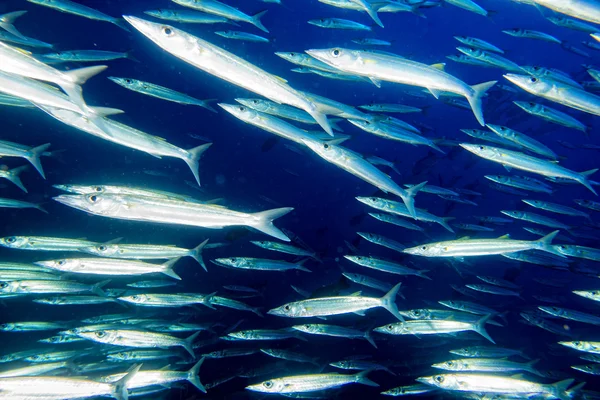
[162,26,173,36]
[323,144,329,149]
[387,324,393,330]
[98,245,107,251]
[530,77,538,83]
[89,195,98,203]
[0,282,7,288]
[447,361,454,366]
[284,305,290,311]
[58,260,66,266]
[6,237,15,243]
[435,375,445,383]
[421,246,427,250]
[414,310,421,316]
[125,79,131,84]
[290,52,295,56]
[331,48,341,57]
[263,381,273,388]
[132,295,139,300]
[95,331,106,338]
[573,341,580,346]
[94,186,102,192]
[478,146,484,150]
[252,100,259,104]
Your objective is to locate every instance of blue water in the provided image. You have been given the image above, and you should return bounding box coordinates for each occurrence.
[0,0,600,398]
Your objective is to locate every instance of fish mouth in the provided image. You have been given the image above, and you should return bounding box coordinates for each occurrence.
[52,184,78,193]
[217,103,242,115]
[503,73,527,87]
[52,194,87,210]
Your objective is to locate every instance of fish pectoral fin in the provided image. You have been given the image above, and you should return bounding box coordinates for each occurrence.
[273,74,288,83]
[497,234,510,239]
[430,63,446,71]
[368,77,382,88]
[427,88,441,99]
[502,164,512,172]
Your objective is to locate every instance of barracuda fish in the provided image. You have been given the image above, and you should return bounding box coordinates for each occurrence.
[572,364,600,375]
[484,175,553,194]
[486,124,557,159]
[0,140,49,179]
[445,0,489,15]
[404,230,561,257]
[529,0,600,25]
[0,29,54,49]
[554,244,600,261]
[235,98,316,125]
[467,283,521,298]
[0,197,46,213]
[0,321,66,332]
[276,52,342,73]
[539,306,600,326]
[476,276,520,290]
[246,371,378,393]
[308,18,371,31]
[514,101,588,132]
[457,47,523,72]
[454,36,504,53]
[547,16,599,33]
[433,358,542,376]
[344,255,430,279]
[573,289,600,303]
[79,240,209,271]
[203,348,260,359]
[449,346,528,358]
[144,9,235,24]
[53,191,293,241]
[0,236,98,251]
[357,196,454,232]
[53,184,206,203]
[375,315,495,343]
[0,279,107,296]
[250,240,320,261]
[501,210,571,230]
[0,165,28,192]
[368,212,426,231]
[348,119,444,153]
[124,17,334,135]
[575,199,600,211]
[301,139,425,218]
[77,329,199,357]
[522,199,590,219]
[503,28,562,44]
[99,359,205,393]
[506,74,600,117]
[352,38,392,46]
[522,66,581,88]
[358,103,423,113]
[33,295,120,306]
[0,93,34,108]
[26,0,129,30]
[261,349,319,365]
[119,293,214,309]
[342,272,396,294]
[108,349,184,362]
[460,143,598,194]
[438,300,505,320]
[382,383,437,396]
[447,54,494,68]
[417,373,573,399]
[331,360,394,375]
[227,328,306,341]
[210,296,263,316]
[461,129,519,148]
[38,50,136,64]
[212,257,311,272]
[399,308,502,327]
[292,323,377,348]
[35,257,185,280]
[307,48,496,126]
[216,30,269,42]
[560,341,600,354]
[0,361,68,378]
[173,0,268,32]
[268,282,403,320]
[0,270,61,281]
[356,232,405,253]
[110,76,218,112]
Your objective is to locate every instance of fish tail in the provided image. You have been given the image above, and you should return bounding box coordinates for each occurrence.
[183,143,213,187]
[91,279,111,297]
[466,80,497,126]
[251,10,269,33]
[182,331,201,358]
[534,230,566,258]
[472,314,495,344]
[34,203,48,214]
[250,207,294,241]
[548,379,575,400]
[0,10,28,39]
[112,364,142,400]
[308,108,333,136]
[88,107,124,117]
[364,5,383,28]
[61,66,109,113]
[25,143,51,179]
[198,98,219,113]
[329,118,344,132]
[401,180,427,219]
[577,168,598,195]
[202,292,217,310]
[125,49,140,63]
[295,258,312,272]
[161,257,182,280]
[440,217,455,233]
[113,18,131,32]
[5,165,29,193]
[417,269,432,280]
[355,370,379,387]
[187,357,207,393]
[364,329,377,349]
[380,282,405,322]
[189,239,209,271]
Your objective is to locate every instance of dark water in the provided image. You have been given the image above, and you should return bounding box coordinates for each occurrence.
[0,0,599,399]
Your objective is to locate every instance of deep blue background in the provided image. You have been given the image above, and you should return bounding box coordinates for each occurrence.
[0,0,599,398]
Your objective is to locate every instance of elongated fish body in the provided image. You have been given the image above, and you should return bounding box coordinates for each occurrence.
[348,119,443,153]
[460,143,598,194]
[118,293,211,307]
[0,197,46,213]
[36,257,183,279]
[276,52,340,73]
[522,200,590,219]
[454,36,504,53]
[250,240,318,259]
[236,98,316,125]
[382,383,436,396]
[554,244,600,261]
[344,255,429,279]
[0,375,131,399]
[503,28,562,44]
[124,16,333,135]
[0,93,33,108]
[0,30,53,49]
[53,184,205,203]
[246,371,378,393]
[486,124,556,159]
[0,236,97,251]
[293,323,376,348]
[53,193,293,242]
[522,66,581,88]
[173,0,269,32]
[501,210,571,230]
[0,279,105,295]
[0,361,68,378]
[352,38,392,46]
[485,175,553,193]
[358,103,422,113]
[216,30,269,42]
[342,272,394,293]
[506,74,600,117]
[301,139,425,218]
[212,257,309,272]
[433,358,541,375]
[34,295,118,306]
[39,50,132,63]
[26,0,129,30]
[109,77,217,111]
[404,230,560,257]
[357,232,405,253]
[144,9,233,24]
[548,16,599,32]
[444,0,488,15]
[0,140,49,179]
[560,341,600,354]
[573,290,600,303]
[308,18,371,30]
[539,306,600,325]
[530,0,600,25]
[457,47,523,72]
[308,48,495,125]
[368,212,425,231]
[450,345,526,358]
[417,373,573,399]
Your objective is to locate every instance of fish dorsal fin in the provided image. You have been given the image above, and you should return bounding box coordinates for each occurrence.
[430,63,446,71]
[368,77,382,88]
[273,75,288,83]
[497,234,510,239]
[349,291,362,297]
[511,373,525,379]
[204,203,227,209]
[427,88,441,99]
[152,135,167,141]
[457,236,471,240]
[14,46,32,56]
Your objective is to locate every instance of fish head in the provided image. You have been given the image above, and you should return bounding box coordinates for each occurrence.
[559,341,585,351]
[35,259,78,272]
[81,244,120,257]
[53,193,122,215]
[522,199,541,208]
[300,138,338,157]
[107,76,139,88]
[291,324,317,334]
[77,329,117,344]
[453,36,468,43]
[504,74,552,96]
[0,236,29,249]
[500,210,522,219]
[403,242,445,257]
[432,360,467,371]
[416,374,455,389]
[553,244,574,256]
[274,51,308,64]
[307,18,331,28]
[512,101,538,113]
[306,47,359,70]
[456,47,481,58]
[346,118,373,131]
[356,196,383,208]
[0,323,15,331]
[217,103,259,122]
[459,143,501,160]
[118,294,150,304]
[267,301,306,317]
[227,331,250,340]
[38,335,61,343]
[246,378,286,393]
[124,16,194,56]
[330,360,349,369]
[212,257,247,269]
[53,184,106,195]
[485,124,510,137]
[405,308,429,319]
[143,10,164,18]
[448,348,470,357]
[521,65,545,75]
[374,322,401,335]
[234,98,270,112]
[502,28,521,35]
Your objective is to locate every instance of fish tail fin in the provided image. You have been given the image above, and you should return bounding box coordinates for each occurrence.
[89,107,125,117]
[184,143,212,187]
[364,6,383,28]
[64,65,108,85]
[577,168,598,195]
[34,203,48,214]
[125,50,139,63]
[441,217,455,233]
[355,370,379,387]
[565,382,586,399]
[198,98,219,113]
[308,108,333,136]
[251,207,294,241]
[417,269,432,280]
[161,257,182,280]
[112,364,142,400]
[295,258,312,272]
[329,118,344,132]
[430,142,446,154]
[187,357,207,393]
[549,379,575,400]
[0,10,28,39]
[473,314,495,344]
[534,230,566,258]
[92,279,111,297]
[114,18,131,32]
[189,239,209,272]
[182,331,200,358]
[401,180,427,219]
[380,282,405,322]
[5,165,29,192]
[364,329,377,349]
[467,80,497,126]
[25,143,51,179]
[252,10,269,33]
